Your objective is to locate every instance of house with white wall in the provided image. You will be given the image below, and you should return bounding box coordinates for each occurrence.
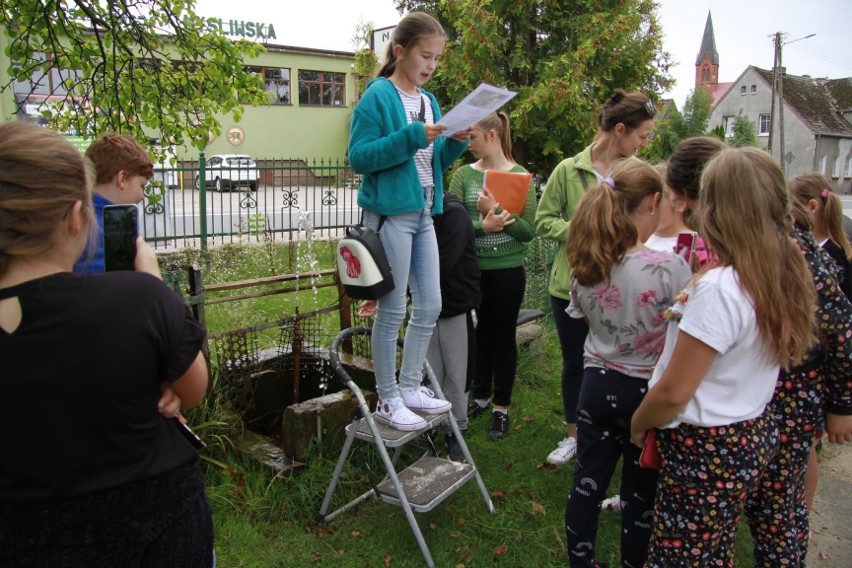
[708,66,852,192]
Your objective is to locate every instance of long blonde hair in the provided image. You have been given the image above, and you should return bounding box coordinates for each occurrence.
[699,148,817,367]
[0,122,96,277]
[476,112,514,162]
[567,160,662,286]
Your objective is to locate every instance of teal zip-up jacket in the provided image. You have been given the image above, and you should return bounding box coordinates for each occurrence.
[348,77,468,216]
[534,142,599,300]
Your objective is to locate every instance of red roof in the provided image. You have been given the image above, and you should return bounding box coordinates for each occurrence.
[709,82,734,106]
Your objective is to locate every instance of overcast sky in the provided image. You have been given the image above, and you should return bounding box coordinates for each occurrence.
[195,0,852,108]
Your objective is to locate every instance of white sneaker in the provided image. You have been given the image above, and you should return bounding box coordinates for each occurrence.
[399,386,452,414]
[375,397,427,431]
[600,495,624,513]
[546,437,577,465]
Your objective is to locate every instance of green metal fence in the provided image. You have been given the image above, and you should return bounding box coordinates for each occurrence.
[142,153,361,251]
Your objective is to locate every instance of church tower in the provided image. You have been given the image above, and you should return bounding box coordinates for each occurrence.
[695,12,719,89]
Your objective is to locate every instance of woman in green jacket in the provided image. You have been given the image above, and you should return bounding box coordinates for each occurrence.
[534,90,656,465]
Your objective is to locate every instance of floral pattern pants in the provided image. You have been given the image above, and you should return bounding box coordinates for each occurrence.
[646,412,778,567]
[745,363,822,566]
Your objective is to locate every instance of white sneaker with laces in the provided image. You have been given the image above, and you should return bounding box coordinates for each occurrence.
[600,495,624,513]
[399,386,452,414]
[546,437,577,465]
[375,397,427,431]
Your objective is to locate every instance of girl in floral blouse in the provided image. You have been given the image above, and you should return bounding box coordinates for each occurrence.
[563,159,691,568]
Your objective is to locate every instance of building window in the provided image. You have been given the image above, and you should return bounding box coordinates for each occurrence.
[758,114,771,136]
[751,85,757,94]
[740,85,747,95]
[819,155,827,175]
[702,68,708,82]
[245,66,290,104]
[832,156,841,178]
[298,70,345,107]
[723,115,735,137]
[845,156,852,178]
[13,52,82,98]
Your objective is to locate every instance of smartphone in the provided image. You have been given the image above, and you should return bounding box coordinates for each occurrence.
[675,231,697,263]
[173,417,206,449]
[103,204,138,271]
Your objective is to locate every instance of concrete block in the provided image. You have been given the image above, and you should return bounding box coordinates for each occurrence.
[282,389,377,462]
[516,322,543,346]
[237,429,292,473]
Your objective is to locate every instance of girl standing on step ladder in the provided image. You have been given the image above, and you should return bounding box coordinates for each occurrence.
[348,12,471,431]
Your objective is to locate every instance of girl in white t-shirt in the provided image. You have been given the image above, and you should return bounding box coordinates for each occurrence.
[631,147,818,567]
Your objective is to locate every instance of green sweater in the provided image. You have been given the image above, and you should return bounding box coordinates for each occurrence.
[449,164,537,271]
[533,143,599,300]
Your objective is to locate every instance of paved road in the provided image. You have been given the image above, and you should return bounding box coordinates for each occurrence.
[807,442,852,567]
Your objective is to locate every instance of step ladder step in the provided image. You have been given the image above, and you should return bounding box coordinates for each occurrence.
[346,411,449,447]
[376,456,476,513]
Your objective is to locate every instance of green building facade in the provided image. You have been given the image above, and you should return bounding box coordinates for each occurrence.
[0,22,358,163]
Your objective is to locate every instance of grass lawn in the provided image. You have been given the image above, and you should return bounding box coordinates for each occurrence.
[173,241,757,567]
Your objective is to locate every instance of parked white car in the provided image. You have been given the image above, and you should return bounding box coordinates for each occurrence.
[194,154,260,192]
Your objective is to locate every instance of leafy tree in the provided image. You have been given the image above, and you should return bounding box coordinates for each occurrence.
[707,123,726,141]
[1,1,268,154]
[640,86,713,163]
[730,111,758,148]
[640,103,681,164]
[351,19,378,97]
[396,0,672,176]
[677,86,712,138]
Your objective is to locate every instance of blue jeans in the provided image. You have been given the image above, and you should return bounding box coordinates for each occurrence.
[363,208,441,400]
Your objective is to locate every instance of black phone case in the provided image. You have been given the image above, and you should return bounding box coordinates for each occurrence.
[103,205,138,271]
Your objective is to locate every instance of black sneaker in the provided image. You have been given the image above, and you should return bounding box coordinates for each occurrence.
[488,411,510,440]
[445,432,465,462]
[467,401,488,420]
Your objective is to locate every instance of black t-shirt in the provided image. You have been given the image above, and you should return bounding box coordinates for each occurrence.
[0,272,206,502]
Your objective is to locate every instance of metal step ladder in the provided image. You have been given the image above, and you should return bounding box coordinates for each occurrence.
[318,327,495,568]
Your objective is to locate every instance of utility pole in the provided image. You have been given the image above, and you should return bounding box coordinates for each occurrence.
[768,32,815,165]
[768,33,780,157]
[779,35,786,165]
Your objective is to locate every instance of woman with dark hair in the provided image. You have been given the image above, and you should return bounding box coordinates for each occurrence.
[534,90,657,465]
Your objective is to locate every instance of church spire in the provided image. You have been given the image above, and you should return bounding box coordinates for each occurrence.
[696,12,719,66]
[695,11,719,89]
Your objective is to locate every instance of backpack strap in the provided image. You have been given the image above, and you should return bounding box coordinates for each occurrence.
[359,211,387,232]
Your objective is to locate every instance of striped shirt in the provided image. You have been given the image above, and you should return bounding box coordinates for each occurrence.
[396,87,435,195]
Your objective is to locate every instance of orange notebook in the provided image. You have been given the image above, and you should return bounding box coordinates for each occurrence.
[482,170,532,215]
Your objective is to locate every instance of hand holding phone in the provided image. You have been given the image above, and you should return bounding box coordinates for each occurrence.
[675,231,697,263]
[103,204,138,271]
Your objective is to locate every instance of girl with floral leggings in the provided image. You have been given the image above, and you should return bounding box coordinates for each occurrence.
[631,148,818,567]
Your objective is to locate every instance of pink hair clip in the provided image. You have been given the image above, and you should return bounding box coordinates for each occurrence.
[821,188,830,198]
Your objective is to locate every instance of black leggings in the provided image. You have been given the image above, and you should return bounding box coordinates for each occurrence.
[551,295,589,424]
[472,266,526,407]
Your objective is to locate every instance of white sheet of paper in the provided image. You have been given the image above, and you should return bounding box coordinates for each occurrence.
[437,83,517,136]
